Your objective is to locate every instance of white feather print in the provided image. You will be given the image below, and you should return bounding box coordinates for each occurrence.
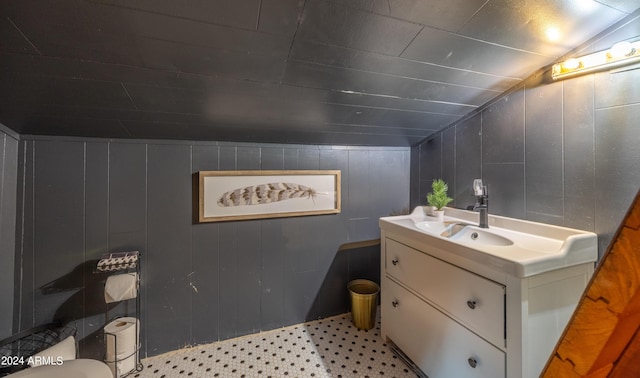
[217,182,317,207]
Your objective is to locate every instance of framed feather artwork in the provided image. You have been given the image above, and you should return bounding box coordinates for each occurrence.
[197,170,341,222]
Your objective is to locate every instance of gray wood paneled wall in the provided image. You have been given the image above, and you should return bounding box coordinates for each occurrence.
[13,138,409,357]
[411,16,640,258]
[0,125,18,340]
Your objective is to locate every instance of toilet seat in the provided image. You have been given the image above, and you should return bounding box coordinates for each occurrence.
[6,359,112,378]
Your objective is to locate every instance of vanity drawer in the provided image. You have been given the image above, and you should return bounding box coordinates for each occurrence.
[384,278,506,378]
[385,238,505,346]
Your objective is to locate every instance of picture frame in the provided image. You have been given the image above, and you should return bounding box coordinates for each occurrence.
[198,170,341,222]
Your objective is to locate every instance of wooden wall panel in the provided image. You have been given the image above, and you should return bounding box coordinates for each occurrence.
[0,131,18,340]
[542,189,640,377]
[14,138,410,357]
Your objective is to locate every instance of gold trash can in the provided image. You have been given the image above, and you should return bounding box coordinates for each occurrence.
[348,279,380,330]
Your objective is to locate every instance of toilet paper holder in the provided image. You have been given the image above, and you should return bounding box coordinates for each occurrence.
[95,251,143,377]
[103,318,141,378]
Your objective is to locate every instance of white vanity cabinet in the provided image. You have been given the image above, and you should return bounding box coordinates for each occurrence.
[380,208,596,378]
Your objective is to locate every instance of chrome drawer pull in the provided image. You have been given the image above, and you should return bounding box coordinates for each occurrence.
[391,258,399,266]
[467,300,476,309]
[391,300,399,308]
[468,357,477,368]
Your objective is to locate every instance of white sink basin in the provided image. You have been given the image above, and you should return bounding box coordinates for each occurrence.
[414,220,448,235]
[448,225,514,246]
[380,206,598,277]
[417,221,514,246]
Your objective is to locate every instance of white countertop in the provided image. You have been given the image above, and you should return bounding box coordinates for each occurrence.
[379,207,598,278]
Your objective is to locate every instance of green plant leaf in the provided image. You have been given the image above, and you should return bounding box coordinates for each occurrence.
[426,179,453,210]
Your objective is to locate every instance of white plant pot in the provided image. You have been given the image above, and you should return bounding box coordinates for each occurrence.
[433,210,445,221]
[424,206,436,216]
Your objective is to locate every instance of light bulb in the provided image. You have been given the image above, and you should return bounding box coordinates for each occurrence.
[610,41,634,58]
[545,27,561,42]
[562,58,580,70]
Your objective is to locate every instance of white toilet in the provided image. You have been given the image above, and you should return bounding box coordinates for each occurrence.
[6,359,112,378]
[2,330,112,378]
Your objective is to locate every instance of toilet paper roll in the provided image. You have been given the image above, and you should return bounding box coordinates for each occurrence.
[104,273,138,303]
[104,317,139,377]
[107,351,136,377]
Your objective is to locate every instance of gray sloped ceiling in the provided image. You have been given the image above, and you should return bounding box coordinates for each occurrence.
[1,0,639,146]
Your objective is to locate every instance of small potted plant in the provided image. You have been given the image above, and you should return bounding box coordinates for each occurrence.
[426,179,453,220]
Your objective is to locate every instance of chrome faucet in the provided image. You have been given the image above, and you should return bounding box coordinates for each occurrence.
[473,179,489,228]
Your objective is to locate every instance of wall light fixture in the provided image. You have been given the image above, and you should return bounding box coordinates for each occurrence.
[551,39,640,80]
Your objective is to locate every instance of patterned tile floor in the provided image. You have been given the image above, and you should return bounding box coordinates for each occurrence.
[132,313,419,378]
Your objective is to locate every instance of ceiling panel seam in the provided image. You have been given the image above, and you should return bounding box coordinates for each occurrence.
[281,0,308,84]
[6,16,41,55]
[288,58,504,93]
[85,1,261,34]
[398,24,425,57]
